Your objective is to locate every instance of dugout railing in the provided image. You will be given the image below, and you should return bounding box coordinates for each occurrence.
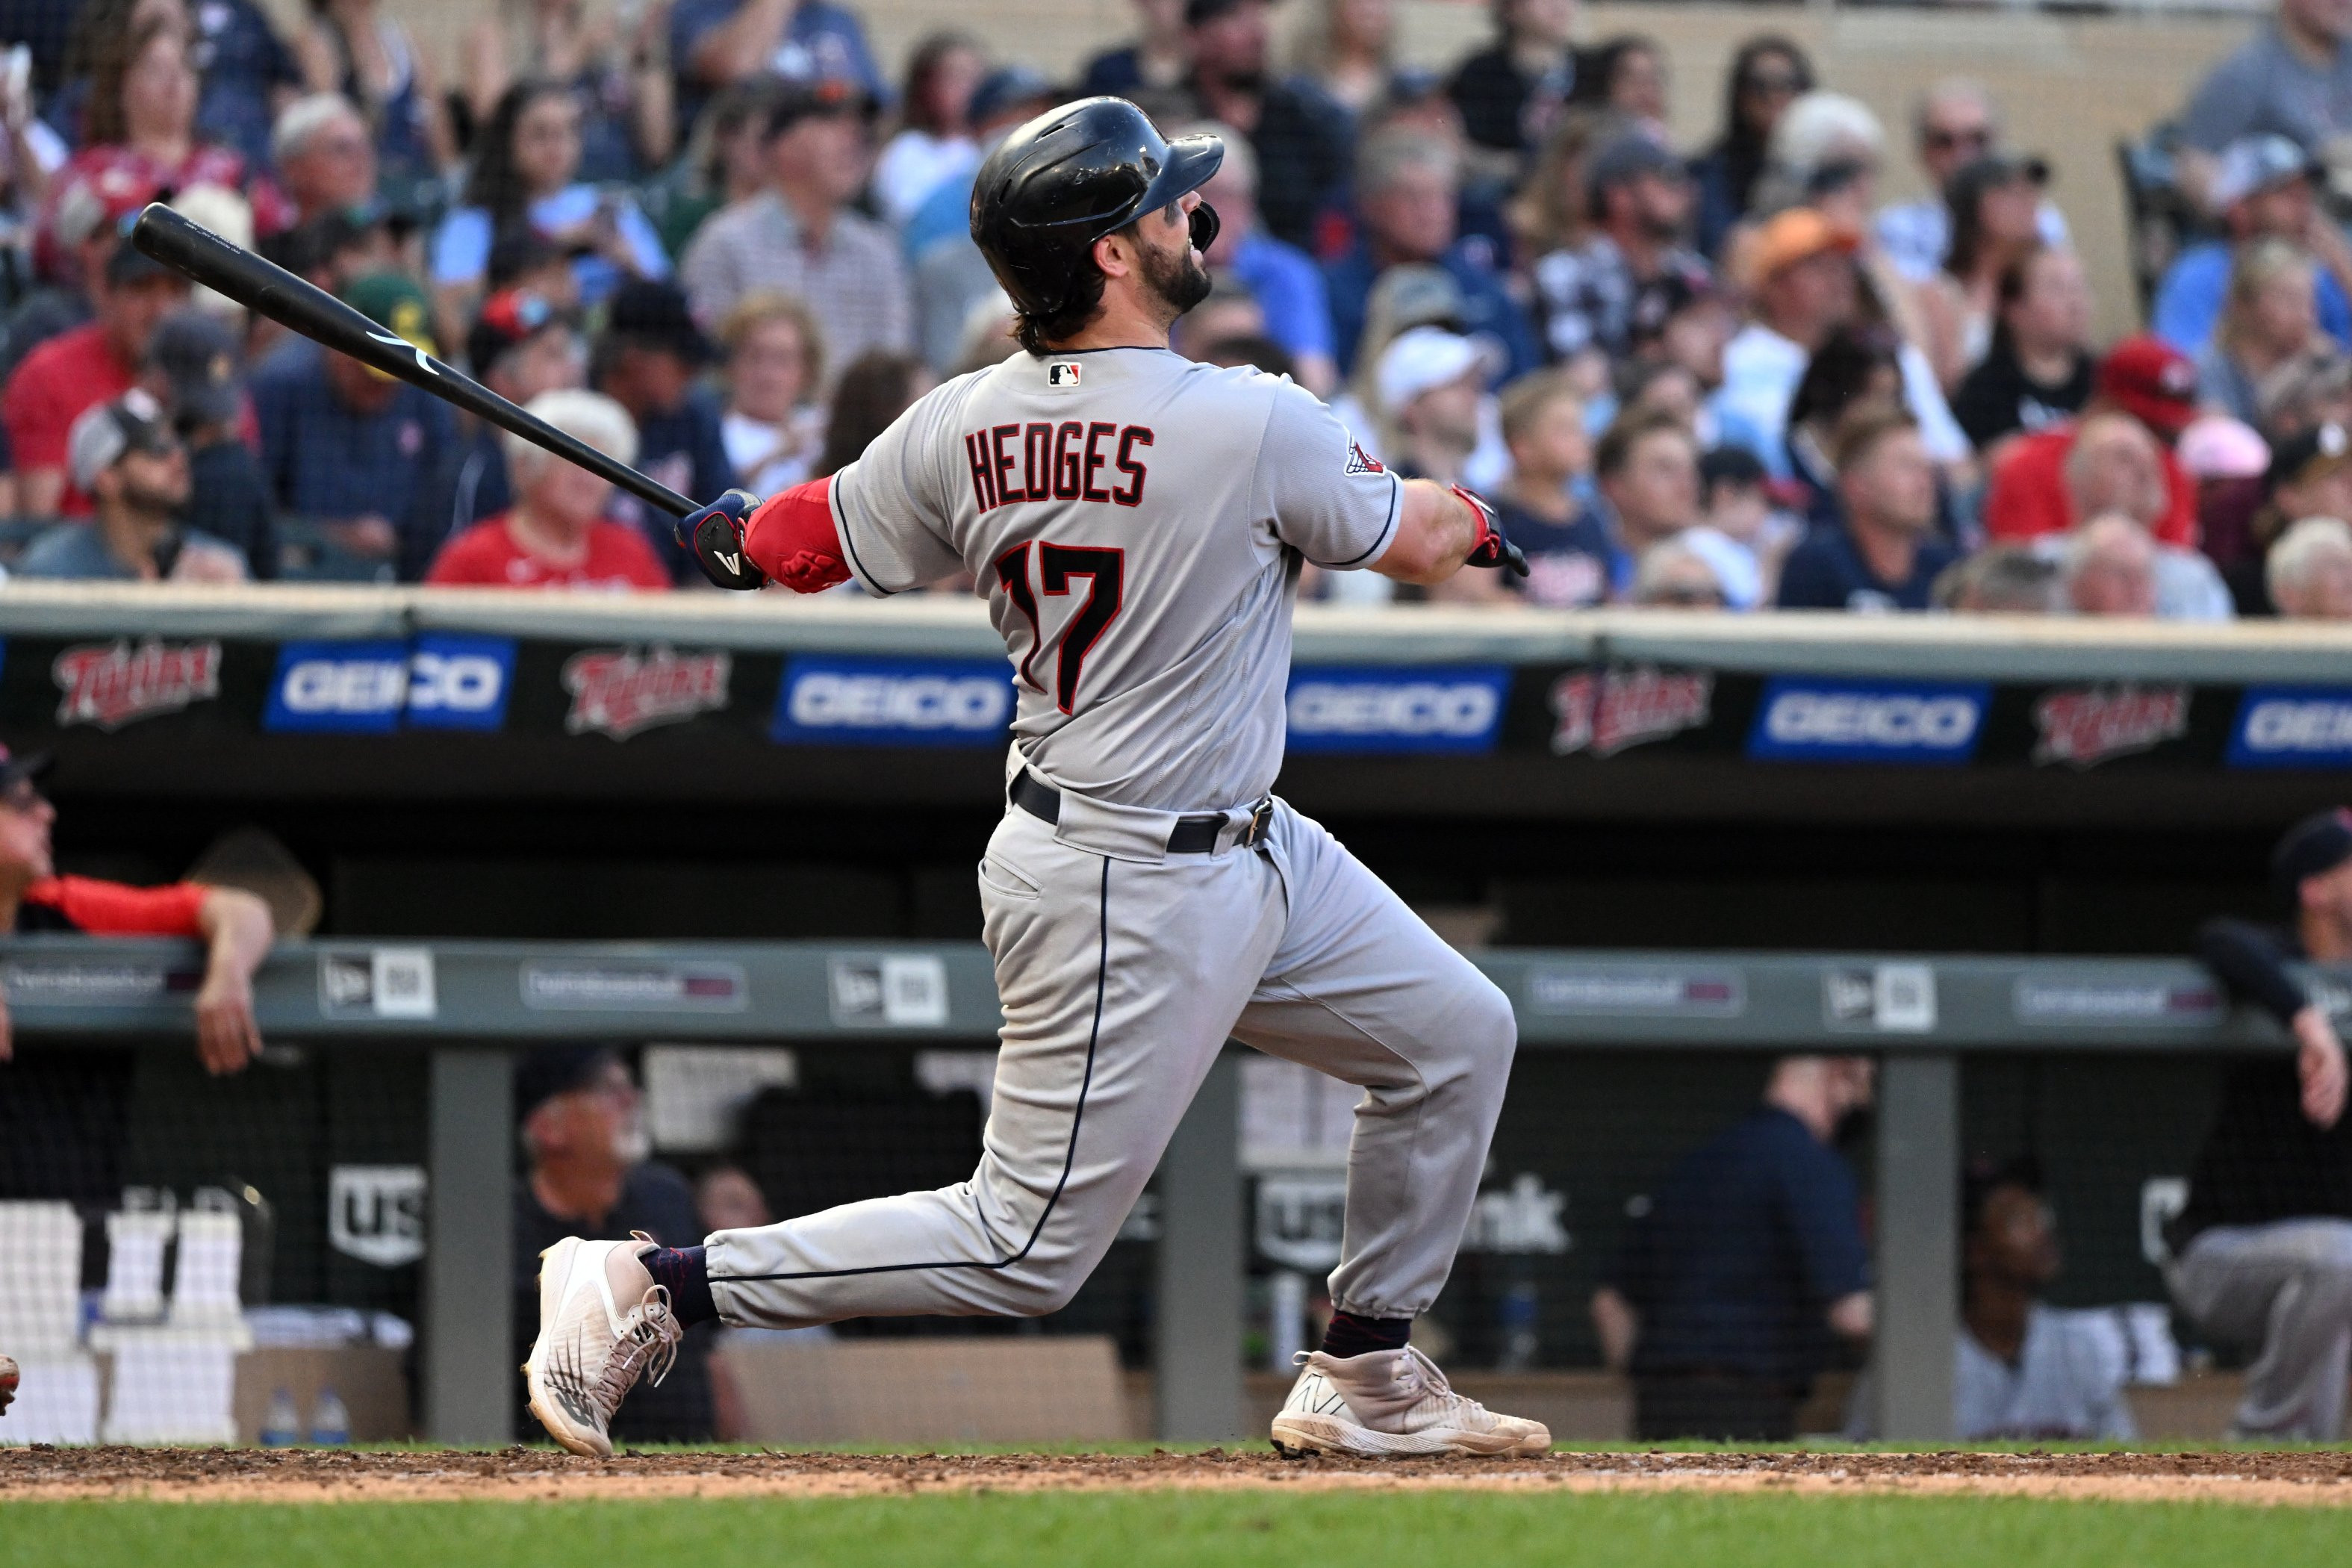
[1,936,2312,1446]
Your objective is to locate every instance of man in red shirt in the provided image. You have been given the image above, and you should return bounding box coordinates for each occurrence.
[2,232,193,517]
[1982,335,2203,548]
[426,390,673,592]
[0,747,274,1073]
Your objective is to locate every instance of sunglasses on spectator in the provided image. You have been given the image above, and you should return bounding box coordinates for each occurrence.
[1926,126,1993,153]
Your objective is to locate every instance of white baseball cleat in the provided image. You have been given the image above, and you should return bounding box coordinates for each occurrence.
[1270,1345,1551,1458]
[523,1232,682,1457]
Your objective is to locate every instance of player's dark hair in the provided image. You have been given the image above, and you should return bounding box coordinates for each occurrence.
[1594,408,1693,480]
[1013,223,1145,355]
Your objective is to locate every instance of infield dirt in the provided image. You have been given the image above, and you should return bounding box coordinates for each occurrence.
[5,1447,2352,1508]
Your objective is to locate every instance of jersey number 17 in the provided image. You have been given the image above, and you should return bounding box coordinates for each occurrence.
[993,541,1125,715]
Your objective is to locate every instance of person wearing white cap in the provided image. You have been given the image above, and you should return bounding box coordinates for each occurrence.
[1374,325,1486,490]
[2153,134,2352,359]
[16,391,246,582]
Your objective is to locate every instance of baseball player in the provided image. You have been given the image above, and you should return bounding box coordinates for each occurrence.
[524,99,1543,1460]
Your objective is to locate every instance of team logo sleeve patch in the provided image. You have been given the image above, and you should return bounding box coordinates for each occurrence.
[1345,441,1384,476]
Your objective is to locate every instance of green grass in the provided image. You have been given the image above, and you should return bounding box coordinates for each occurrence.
[7,1491,2351,1568]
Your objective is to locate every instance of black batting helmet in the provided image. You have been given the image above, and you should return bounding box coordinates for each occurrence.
[969,96,1224,324]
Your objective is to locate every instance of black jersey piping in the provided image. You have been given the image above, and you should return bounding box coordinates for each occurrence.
[706,856,1110,1286]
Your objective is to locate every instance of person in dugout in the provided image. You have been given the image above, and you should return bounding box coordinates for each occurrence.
[0,745,275,1071]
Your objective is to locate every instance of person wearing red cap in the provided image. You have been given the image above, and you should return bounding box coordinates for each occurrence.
[1979,335,2205,548]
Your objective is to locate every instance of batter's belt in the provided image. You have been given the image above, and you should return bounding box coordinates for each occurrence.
[1009,768,1274,858]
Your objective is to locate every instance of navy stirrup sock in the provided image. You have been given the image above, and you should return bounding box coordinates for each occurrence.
[1319,1310,1411,1360]
[643,1245,718,1328]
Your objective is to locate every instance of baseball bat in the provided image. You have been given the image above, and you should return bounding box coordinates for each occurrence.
[130,202,698,518]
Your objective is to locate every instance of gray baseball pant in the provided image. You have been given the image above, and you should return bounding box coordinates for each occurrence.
[2168,1219,2352,1440]
[704,795,1516,1327]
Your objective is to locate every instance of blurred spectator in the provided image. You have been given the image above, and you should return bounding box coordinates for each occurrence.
[1951,243,2094,455]
[1776,405,1956,612]
[681,78,910,376]
[1175,276,1266,361]
[2259,345,2352,440]
[1593,409,1699,574]
[1614,357,1702,432]
[1876,80,2068,284]
[906,66,1057,375]
[2178,0,2352,176]
[2,225,187,515]
[2248,421,2352,603]
[594,279,736,579]
[1917,154,2050,391]
[2060,413,2236,619]
[46,0,300,172]
[1591,1056,1873,1441]
[872,33,983,228]
[2178,412,2274,598]
[511,1044,714,1443]
[50,13,293,243]
[2202,238,2331,426]
[1778,325,1903,530]
[431,81,670,350]
[1325,126,1537,380]
[670,0,884,135]
[1078,0,1190,96]
[463,0,675,186]
[1192,122,1337,395]
[1529,131,1711,367]
[1933,544,2065,614]
[1711,208,1964,483]
[427,389,668,590]
[1687,35,1811,262]
[1286,0,1399,140]
[1628,536,1726,608]
[269,93,374,225]
[291,0,453,190]
[813,349,931,478]
[2153,136,2352,359]
[2179,810,2352,1440]
[1195,331,1290,379]
[4,171,151,388]
[18,389,244,579]
[1462,369,1613,607]
[718,291,824,494]
[140,307,276,577]
[1572,34,1665,135]
[1754,91,1885,229]
[652,77,785,258]
[1696,444,1796,606]
[251,270,454,578]
[1183,0,1347,253]
[1446,0,1576,160]
[1982,336,2204,549]
[426,285,587,542]
[1374,324,1482,488]
[2064,512,2159,617]
[2268,514,2352,617]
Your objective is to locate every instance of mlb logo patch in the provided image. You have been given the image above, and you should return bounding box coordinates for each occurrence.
[1345,441,1384,476]
[1046,361,1083,388]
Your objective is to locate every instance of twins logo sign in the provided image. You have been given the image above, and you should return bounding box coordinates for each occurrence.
[264,637,517,733]
[562,646,732,739]
[52,639,221,729]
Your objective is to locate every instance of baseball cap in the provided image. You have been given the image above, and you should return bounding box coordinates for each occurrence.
[146,308,245,429]
[514,1043,626,1123]
[340,270,437,359]
[2273,807,2352,897]
[67,388,178,493]
[1376,325,1481,411]
[2264,418,2352,496]
[467,287,570,376]
[765,75,870,138]
[971,66,1057,128]
[0,744,54,798]
[2174,414,2270,481]
[1589,132,1685,194]
[2097,334,2199,441]
[605,278,715,364]
[2209,134,2318,214]
[1742,206,1859,288]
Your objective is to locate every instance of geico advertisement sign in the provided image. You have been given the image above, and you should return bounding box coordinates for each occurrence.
[1747,678,1990,765]
[1284,668,1510,754]
[2229,688,2352,768]
[772,656,1015,746]
[264,637,516,732]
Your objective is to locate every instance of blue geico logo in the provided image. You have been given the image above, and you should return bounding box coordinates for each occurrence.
[264,635,515,734]
[1284,667,1509,755]
[1748,677,1989,765]
[771,656,1014,747]
[2229,687,2352,768]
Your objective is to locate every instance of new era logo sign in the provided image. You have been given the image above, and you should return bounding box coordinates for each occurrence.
[1046,361,1082,388]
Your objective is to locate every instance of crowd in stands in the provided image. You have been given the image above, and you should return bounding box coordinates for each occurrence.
[4,0,2352,615]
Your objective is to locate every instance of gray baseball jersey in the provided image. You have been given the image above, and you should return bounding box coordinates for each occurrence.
[830,346,1401,810]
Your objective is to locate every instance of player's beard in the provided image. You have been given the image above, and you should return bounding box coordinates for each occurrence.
[1138,238,1214,329]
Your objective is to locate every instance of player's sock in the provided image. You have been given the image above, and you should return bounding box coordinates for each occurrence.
[1319,1310,1412,1360]
[643,1245,718,1328]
